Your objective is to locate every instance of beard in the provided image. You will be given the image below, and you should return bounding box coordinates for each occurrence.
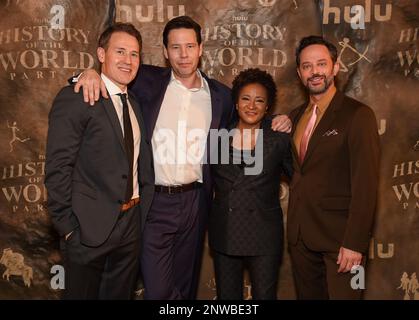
[306,73,334,95]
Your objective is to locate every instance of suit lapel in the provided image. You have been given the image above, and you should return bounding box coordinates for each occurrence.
[203,75,223,167]
[233,121,267,184]
[207,77,223,131]
[263,131,277,163]
[230,152,245,178]
[128,92,143,129]
[290,104,307,169]
[147,68,171,141]
[259,120,276,162]
[102,95,125,153]
[302,91,344,165]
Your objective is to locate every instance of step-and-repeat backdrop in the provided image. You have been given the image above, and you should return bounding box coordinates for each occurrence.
[0,0,418,299]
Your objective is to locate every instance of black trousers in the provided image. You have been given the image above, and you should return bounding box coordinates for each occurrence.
[289,237,364,300]
[60,205,141,300]
[213,250,281,300]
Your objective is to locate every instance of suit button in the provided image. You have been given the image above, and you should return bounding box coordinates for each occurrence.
[229,208,233,212]
[122,174,127,179]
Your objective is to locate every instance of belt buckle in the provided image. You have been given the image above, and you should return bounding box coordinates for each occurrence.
[168,185,182,194]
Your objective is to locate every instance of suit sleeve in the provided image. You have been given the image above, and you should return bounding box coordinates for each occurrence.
[281,135,294,180]
[45,87,88,237]
[342,105,380,253]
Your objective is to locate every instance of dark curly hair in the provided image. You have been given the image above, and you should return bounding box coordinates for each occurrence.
[231,68,277,111]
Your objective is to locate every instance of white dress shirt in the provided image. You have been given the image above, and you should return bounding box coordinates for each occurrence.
[101,73,140,199]
[152,70,212,185]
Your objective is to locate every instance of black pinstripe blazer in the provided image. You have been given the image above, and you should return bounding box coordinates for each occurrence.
[208,118,293,256]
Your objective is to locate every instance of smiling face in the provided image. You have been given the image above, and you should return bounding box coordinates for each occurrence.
[163,28,202,82]
[297,44,339,98]
[97,31,140,91]
[236,83,269,128]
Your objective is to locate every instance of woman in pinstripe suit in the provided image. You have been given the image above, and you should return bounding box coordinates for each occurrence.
[209,68,293,300]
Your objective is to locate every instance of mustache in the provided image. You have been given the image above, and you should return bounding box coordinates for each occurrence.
[308,74,326,81]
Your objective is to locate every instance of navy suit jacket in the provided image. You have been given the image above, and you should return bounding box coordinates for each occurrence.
[129,64,235,208]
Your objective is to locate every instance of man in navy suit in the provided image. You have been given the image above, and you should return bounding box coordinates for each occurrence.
[134,17,234,299]
[73,16,291,299]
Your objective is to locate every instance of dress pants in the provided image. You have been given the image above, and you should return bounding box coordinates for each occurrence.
[213,250,281,300]
[289,237,364,300]
[60,205,141,300]
[140,188,202,299]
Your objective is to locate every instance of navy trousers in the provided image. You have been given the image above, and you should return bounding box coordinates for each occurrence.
[140,188,204,299]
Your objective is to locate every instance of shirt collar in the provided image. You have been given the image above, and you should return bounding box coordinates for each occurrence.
[101,73,128,96]
[170,69,209,93]
[308,85,336,114]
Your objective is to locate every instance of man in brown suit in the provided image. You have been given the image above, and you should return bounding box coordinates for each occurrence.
[287,35,380,299]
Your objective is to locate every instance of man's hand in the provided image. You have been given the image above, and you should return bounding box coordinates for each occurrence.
[271,114,292,133]
[337,247,362,273]
[74,69,108,106]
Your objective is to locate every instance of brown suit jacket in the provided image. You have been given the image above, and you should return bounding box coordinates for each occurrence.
[287,90,380,254]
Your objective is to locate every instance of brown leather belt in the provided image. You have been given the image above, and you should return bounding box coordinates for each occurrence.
[155,182,202,194]
[120,197,140,212]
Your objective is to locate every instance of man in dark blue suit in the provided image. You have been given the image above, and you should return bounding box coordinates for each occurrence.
[73,16,291,299]
[133,17,234,299]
